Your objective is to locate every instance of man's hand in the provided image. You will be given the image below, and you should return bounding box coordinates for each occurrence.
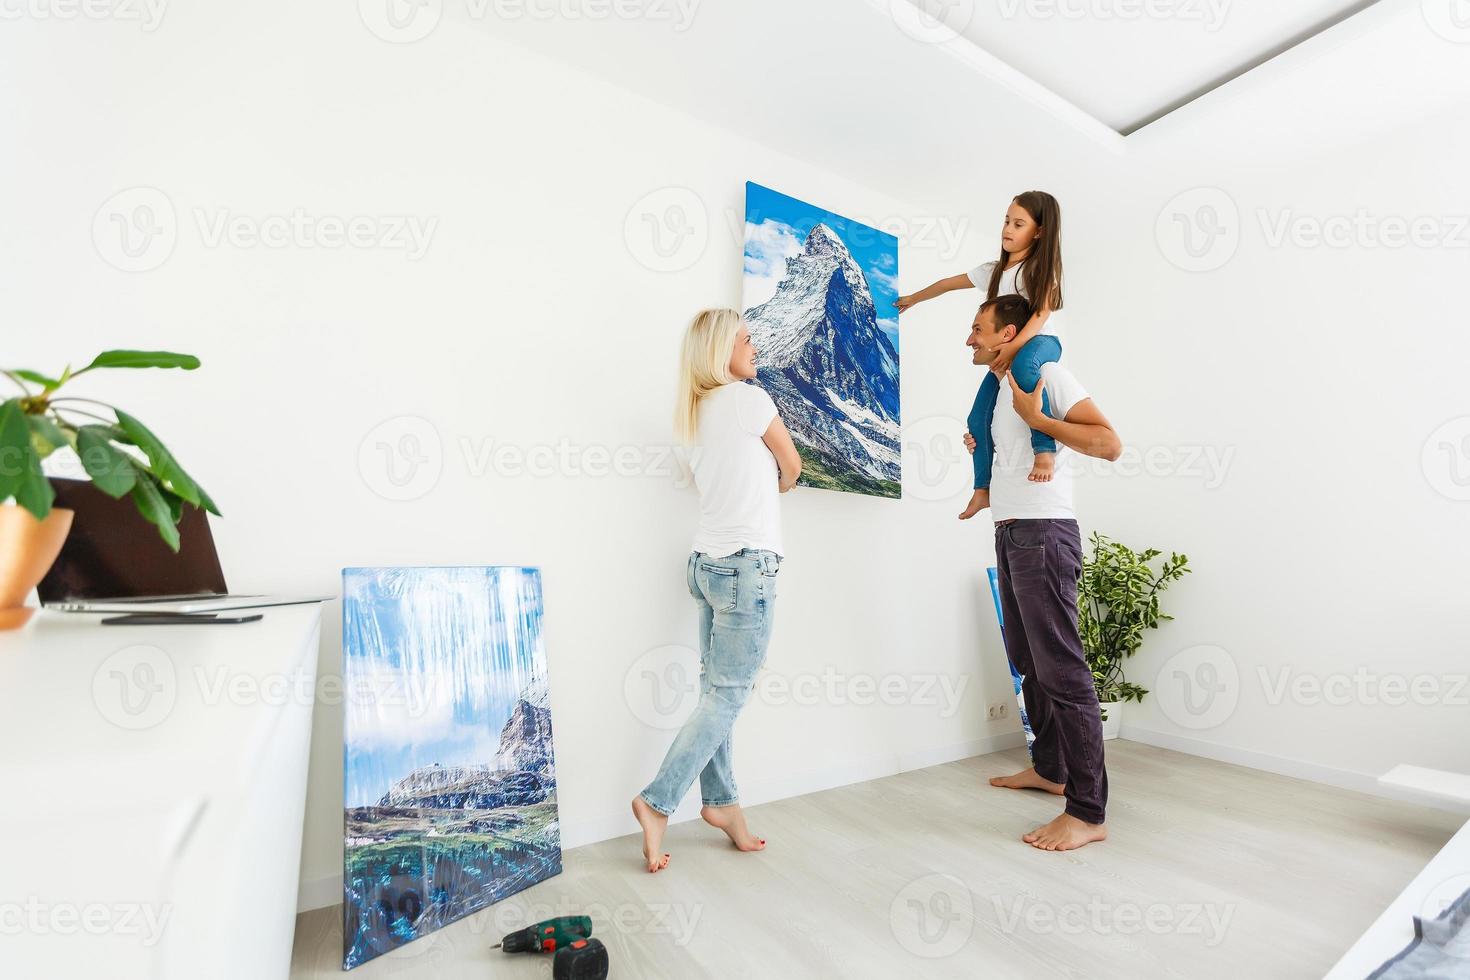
[991,340,1021,375]
[962,431,976,454]
[1009,372,1046,428]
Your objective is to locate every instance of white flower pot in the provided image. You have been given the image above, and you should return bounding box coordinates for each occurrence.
[1098,700,1123,741]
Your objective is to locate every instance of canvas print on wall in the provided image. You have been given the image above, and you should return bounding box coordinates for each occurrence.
[741,180,901,498]
[341,566,560,970]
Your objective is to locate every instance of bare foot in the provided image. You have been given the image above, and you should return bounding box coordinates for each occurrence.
[631,796,671,873]
[988,766,1065,796]
[700,804,766,852]
[1022,812,1107,851]
[958,488,990,520]
[1027,453,1055,483]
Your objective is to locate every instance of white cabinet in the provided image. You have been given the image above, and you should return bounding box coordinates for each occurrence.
[0,605,323,980]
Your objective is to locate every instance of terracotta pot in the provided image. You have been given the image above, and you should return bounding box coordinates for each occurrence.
[0,505,73,630]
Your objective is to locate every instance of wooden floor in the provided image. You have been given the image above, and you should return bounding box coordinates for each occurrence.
[291,742,1463,980]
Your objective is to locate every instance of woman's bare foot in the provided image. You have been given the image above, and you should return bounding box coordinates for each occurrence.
[700,804,766,852]
[1027,452,1055,483]
[631,796,671,873]
[1022,813,1107,851]
[988,766,1065,796]
[958,488,990,520]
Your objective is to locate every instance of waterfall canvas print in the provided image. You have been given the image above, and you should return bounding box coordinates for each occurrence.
[741,180,901,498]
[341,566,561,970]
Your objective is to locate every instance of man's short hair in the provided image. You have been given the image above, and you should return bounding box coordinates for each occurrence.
[978,293,1032,332]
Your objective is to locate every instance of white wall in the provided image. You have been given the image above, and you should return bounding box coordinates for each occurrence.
[1,3,1092,912]
[1075,97,1470,803]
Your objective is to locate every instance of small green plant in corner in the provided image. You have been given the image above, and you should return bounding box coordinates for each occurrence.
[1,351,219,550]
[1078,532,1191,711]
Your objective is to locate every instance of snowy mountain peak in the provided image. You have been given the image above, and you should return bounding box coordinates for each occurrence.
[803,222,846,257]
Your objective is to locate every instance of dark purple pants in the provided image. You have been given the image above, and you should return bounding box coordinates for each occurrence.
[995,518,1108,824]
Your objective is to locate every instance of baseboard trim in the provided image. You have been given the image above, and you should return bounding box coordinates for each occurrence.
[296,729,1026,913]
[1119,724,1470,817]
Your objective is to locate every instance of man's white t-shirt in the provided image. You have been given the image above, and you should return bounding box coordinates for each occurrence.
[989,362,1090,521]
[690,381,784,558]
[967,260,1063,341]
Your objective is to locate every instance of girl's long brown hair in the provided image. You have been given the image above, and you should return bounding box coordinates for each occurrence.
[986,190,1064,312]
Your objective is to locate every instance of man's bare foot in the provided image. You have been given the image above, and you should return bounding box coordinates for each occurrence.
[958,488,990,520]
[988,766,1066,796]
[1027,453,1055,483]
[631,796,671,873]
[1022,813,1107,851]
[700,804,766,852]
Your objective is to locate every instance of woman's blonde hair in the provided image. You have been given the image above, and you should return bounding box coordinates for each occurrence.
[674,307,742,443]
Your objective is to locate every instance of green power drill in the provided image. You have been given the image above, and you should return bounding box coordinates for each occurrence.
[491,915,593,955]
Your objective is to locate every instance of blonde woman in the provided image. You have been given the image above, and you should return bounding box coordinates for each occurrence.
[631,308,800,874]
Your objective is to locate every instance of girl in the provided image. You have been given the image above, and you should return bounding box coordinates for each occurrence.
[895,191,1065,520]
[631,308,801,874]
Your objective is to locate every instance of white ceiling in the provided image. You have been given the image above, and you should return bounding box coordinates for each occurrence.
[471,0,1470,211]
[906,0,1378,133]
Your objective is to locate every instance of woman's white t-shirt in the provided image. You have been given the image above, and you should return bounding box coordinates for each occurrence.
[689,381,783,558]
[967,260,1063,340]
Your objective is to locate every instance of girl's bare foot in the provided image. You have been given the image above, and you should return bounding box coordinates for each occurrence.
[631,796,671,873]
[958,488,990,520]
[1022,813,1107,851]
[1027,452,1055,483]
[988,766,1065,796]
[700,804,766,852]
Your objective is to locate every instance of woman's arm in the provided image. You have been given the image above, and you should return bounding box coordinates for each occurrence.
[894,273,973,312]
[762,416,802,492]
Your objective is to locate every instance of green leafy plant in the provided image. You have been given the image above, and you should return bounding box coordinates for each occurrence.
[1,351,219,550]
[1078,532,1191,706]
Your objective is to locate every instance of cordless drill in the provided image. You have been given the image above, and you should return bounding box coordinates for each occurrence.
[491,915,593,954]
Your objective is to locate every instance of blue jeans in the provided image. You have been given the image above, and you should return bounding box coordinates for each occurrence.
[967,335,1063,490]
[639,549,779,815]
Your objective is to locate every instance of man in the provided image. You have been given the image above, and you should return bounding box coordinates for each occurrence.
[965,293,1122,852]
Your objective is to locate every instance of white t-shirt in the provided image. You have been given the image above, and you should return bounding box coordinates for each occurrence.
[689,381,784,558]
[989,362,1090,522]
[967,260,1062,340]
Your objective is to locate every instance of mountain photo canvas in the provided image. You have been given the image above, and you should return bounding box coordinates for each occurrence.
[341,566,561,970]
[741,181,901,498]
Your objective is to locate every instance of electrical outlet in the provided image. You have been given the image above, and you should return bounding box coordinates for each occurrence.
[987,702,1010,720]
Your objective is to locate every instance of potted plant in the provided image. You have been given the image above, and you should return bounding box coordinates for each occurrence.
[1077,532,1190,739]
[0,351,218,628]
